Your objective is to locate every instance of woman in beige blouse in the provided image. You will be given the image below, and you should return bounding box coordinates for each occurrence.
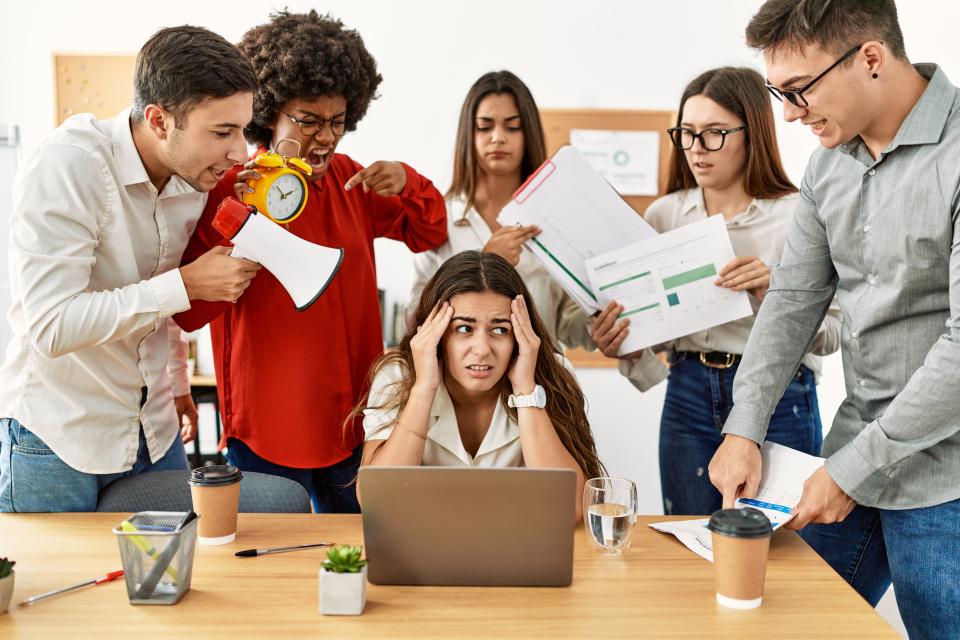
[591,67,841,516]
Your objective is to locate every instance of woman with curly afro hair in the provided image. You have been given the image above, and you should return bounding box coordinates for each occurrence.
[176,11,447,513]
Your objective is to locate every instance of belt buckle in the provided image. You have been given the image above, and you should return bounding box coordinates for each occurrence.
[699,352,736,369]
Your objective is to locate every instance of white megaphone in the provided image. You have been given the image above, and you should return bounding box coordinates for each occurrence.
[212,197,344,311]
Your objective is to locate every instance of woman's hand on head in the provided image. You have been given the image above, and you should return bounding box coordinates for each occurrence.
[344,161,407,196]
[508,295,541,395]
[482,225,540,266]
[232,159,261,200]
[715,256,770,300]
[409,301,453,394]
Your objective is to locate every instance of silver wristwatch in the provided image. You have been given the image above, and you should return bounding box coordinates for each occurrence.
[508,384,547,409]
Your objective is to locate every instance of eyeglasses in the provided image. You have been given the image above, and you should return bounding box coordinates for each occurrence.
[667,126,746,151]
[279,110,347,138]
[765,43,863,107]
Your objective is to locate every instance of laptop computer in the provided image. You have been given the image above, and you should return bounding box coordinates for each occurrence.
[359,467,577,587]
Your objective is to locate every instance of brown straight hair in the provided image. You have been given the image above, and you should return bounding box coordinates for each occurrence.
[665,67,796,199]
[345,251,605,480]
[447,71,547,213]
[745,0,907,60]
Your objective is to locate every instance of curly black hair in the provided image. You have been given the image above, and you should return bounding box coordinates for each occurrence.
[238,10,382,147]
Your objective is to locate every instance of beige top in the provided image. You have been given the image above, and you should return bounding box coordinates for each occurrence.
[408,195,593,350]
[619,188,842,390]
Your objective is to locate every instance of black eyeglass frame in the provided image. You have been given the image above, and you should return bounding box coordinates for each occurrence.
[765,43,864,108]
[278,110,348,138]
[666,126,747,151]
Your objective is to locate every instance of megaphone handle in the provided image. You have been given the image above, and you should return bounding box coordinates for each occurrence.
[230,244,252,261]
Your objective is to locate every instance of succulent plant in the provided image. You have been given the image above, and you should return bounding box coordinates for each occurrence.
[0,558,14,580]
[322,545,367,573]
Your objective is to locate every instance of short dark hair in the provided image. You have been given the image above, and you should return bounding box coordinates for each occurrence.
[666,67,796,200]
[132,26,258,128]
[239,10,382,148]
[447,71,547,212]
[746,0,907,60]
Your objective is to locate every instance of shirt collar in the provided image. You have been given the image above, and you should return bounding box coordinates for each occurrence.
[112,107,196,197]
[426,384,520,464]
[841,63,953,158]
[680,186,767,219]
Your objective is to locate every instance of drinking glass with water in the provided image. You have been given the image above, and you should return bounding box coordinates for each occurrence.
[583,477,638,556]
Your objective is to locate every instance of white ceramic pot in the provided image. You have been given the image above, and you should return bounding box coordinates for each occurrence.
[318,565,367,615]
[0,571,14,615]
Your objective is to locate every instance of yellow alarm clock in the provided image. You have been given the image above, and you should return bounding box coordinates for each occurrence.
[242,139,313,224]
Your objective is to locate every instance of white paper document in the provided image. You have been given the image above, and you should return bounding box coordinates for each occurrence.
[584,215,753,355]
[498,145,657,314]
[649,442,825,562]
[570,129,660,196]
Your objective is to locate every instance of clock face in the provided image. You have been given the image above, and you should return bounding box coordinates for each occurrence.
[265,172,306,222]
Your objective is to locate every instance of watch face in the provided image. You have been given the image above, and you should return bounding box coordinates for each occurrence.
[265,172,306,222]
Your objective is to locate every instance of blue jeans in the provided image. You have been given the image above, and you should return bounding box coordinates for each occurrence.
[225,438,361,514]
[800,499,960,640]
[0,417,188,512]
[659,355,823,515]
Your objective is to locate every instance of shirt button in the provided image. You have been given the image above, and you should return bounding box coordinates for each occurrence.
[858,379,866,387]
[850,330,859,338]
[867,168,876,176]
[863,225,871,233]
[867,274,877,285]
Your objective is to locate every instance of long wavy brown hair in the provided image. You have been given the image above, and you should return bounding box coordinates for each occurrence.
[346,251,604,479]
[446,71,547,214]
[666,67,796,199]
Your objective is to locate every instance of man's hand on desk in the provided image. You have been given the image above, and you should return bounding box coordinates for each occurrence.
[708,434,762,509]
[174,394,199,444]
[785,466,856,530]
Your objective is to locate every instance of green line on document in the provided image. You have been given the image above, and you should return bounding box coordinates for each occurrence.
[598,271,652,292]
[662,263,717,290]
[530,237,596,302]
[618,302,660,318]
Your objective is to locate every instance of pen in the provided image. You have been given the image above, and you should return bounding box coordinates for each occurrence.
[235,542,333,557]
[20,570,124,606]
[120,520,179,580]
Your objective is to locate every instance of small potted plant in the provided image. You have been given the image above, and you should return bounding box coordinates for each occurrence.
[0,558,15,614]
[318,545,367,615]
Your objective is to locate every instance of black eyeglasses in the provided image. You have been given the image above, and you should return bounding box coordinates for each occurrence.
[279,110,347,138]
[667,126,746,151]
[765,43,863,107]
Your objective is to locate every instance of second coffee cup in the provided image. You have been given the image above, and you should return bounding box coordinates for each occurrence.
[189,465,243,545]
[707,508,773,610]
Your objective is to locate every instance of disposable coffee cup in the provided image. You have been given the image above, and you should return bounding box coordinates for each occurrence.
[189,465,242,545]
[707,508,773,610]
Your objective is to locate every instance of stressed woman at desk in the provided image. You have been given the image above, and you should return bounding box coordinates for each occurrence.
[352,251,603,520]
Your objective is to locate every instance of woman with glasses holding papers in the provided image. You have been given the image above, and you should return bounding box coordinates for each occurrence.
[356,251,604,521]
[407,71,593,350]
[590,67,841,516]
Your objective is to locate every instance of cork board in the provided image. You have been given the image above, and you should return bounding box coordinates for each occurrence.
[54,54,136,126]
[539,109,676,368]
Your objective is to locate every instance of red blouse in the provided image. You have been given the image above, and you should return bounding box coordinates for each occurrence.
[175,153,446,468]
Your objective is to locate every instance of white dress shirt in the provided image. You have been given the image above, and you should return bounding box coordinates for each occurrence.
[618,188,842,391]
[0,109,204,474]
[408,196,593,350]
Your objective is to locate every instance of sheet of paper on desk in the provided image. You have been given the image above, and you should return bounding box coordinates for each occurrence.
[649,442,825,562]
[498,145,657,314]
[584,215,753,355]
[570,129,660,196]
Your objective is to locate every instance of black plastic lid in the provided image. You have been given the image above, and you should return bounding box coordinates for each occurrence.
[707,508,773,539]
[189,464,243,487]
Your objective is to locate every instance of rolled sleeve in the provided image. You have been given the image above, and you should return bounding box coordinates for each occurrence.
[616,351,667,393]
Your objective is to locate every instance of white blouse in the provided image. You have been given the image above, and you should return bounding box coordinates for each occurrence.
[408,195,593,350]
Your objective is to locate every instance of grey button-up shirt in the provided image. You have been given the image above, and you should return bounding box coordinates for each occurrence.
[723,64,960,509]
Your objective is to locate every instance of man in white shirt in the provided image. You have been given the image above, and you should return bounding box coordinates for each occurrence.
[0,26,262,512]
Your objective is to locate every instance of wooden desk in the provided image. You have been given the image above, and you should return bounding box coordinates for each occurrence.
[0,514,896,639]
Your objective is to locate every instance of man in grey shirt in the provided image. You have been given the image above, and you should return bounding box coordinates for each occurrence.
[708,2,960,636]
